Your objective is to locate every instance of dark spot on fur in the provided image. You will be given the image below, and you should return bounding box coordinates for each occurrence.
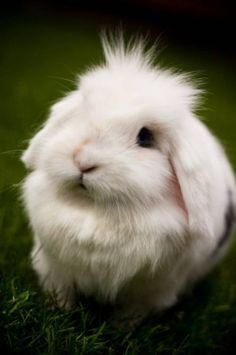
[217,191,235,250]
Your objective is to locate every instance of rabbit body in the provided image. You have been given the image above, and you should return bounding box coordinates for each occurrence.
[21,39,236,318]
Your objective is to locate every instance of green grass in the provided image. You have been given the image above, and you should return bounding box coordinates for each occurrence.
[1,13,236,354]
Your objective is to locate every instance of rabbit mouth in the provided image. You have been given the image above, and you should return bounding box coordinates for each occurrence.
[78,176,87,190]
[79,174,87,190]
[80,182,87,190]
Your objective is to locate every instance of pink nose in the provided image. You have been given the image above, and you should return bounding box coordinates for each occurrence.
[73,151,97,174]
[79,164,97,174]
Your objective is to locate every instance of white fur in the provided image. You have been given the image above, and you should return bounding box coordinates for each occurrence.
[21,37,236,317]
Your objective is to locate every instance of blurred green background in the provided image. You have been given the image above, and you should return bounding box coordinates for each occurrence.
[0,1,236,354]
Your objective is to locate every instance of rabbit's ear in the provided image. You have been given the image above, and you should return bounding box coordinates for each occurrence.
[168,116,214,241]
[21,91,82,170]
[21,126,49,170]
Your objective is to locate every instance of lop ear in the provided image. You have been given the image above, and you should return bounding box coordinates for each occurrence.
[21,91,82,170]
[21,126,49,170]
[168,116,214,242]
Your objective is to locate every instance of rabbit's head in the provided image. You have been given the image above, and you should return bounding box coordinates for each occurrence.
[22,38,201,217]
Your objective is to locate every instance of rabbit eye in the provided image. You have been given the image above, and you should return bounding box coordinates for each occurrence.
[136,127,154,148]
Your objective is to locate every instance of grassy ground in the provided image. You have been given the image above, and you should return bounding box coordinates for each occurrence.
[1,13,236,354]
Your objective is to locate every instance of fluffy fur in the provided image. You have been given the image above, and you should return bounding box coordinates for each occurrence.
[21,37,236,322]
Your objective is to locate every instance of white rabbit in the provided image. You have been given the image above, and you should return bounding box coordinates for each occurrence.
[21,37,236,324]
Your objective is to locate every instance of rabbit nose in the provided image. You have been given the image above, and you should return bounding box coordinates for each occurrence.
[73,149,97,174]
[79,164,97,174]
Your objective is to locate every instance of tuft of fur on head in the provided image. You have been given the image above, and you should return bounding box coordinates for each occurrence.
[78,33,203,117]
[101,32,156,70]
[104,33,202,107]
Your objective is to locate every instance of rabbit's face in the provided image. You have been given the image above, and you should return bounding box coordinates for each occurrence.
[38,87,171,206]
